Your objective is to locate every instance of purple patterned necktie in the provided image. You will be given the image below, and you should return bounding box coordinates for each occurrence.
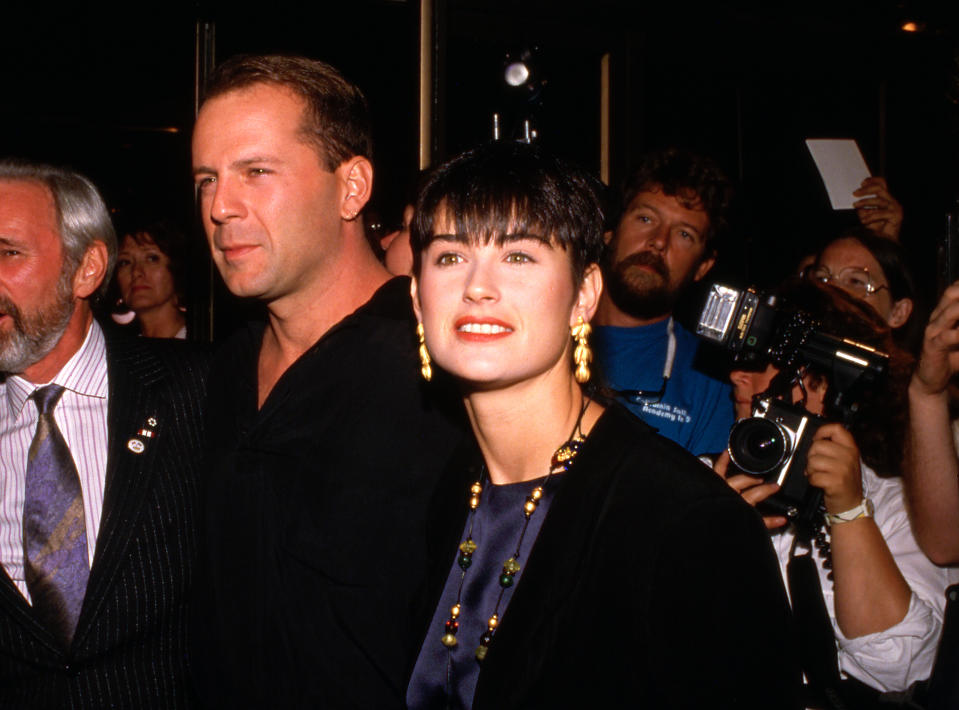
[23,384,89,647]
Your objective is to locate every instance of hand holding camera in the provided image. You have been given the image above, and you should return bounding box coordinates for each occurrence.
[805,423,865,516]
[698,282,888,533]
[711,450,787,530]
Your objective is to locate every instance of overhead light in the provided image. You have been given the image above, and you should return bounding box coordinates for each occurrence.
[493,47,545,143]
[504,61,530,87]
[900,21,923,32]
[502,48,539,91]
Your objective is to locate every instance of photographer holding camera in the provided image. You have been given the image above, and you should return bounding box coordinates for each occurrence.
[713,280,955,706]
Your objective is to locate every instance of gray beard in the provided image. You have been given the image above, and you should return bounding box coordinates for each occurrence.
[0,276,75,375]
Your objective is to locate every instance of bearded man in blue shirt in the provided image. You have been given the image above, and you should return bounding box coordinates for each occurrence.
[593,148,735,456]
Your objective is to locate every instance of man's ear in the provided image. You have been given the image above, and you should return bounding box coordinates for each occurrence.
[693,251,716,282]
[339,156,374,220]
[570,264,604,327]
[887,297,913,329]
[73,241,108,299]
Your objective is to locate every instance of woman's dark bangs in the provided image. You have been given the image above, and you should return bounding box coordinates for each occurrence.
[428,187,568,250]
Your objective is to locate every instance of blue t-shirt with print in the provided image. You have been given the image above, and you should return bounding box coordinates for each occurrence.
[594,319,734,456]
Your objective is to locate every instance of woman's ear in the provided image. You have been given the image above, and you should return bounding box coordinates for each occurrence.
[570,264,603,327]
[410,276,423,323]
[887,297,913,329]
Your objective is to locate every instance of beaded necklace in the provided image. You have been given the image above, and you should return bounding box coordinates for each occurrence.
[439,397,590,663]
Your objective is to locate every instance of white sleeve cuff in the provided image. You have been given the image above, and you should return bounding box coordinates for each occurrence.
[836,593,940,692]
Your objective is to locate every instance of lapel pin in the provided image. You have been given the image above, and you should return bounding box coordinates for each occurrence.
[127,415,158,454]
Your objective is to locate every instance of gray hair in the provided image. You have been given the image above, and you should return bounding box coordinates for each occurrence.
[0,159,117,299]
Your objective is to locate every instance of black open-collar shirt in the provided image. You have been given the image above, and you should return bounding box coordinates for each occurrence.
[195,277,465,709]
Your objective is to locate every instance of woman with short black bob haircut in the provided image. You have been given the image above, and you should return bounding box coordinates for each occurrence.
[406,140,801,709]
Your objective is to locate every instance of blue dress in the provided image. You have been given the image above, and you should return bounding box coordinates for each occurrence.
[407,473,561,709]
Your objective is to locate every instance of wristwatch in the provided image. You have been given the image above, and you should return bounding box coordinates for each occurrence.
[825,497,874,525]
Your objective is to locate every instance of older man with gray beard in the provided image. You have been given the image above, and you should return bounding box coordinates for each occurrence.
[0,160,208,709]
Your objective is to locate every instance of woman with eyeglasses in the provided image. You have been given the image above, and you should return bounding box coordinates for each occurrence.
[405,141,801,709]
[723,280,954,705]
[804,227,920,352]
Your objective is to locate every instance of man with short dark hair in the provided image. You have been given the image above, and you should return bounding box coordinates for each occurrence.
[192,54,460,707]
[594,148,735,455]
[0,160,207,708]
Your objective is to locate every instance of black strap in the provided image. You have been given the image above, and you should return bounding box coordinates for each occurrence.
[787,533,896,710]
[787,535,842,690]
[926,584,959,710]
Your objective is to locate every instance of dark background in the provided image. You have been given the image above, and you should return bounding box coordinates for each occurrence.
[3,1,958,339]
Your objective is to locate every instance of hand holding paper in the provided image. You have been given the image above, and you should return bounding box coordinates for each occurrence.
[805,138,871,210]
[853,176,903,241]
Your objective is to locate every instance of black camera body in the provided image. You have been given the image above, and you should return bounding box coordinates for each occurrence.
[697,283,888,532]
[696,284,887,399]
[728,398,827,528]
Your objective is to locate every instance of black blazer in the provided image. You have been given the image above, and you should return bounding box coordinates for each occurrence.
[419,406,802,709]
[0,332,209,709]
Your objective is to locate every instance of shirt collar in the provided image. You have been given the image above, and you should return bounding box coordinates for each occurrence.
[4,320,107,418]
[595,315,673,343]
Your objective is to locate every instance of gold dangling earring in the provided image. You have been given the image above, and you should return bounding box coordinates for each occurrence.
[571,316,592,384]
[417,322,433,382]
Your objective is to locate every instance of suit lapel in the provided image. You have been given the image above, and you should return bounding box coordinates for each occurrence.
[72,335,166,648]
[0,563,61,653]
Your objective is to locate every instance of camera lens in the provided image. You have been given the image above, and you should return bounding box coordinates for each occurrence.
[728,418,790,475]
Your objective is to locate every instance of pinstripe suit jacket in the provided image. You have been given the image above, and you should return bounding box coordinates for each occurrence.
[0,331,209,709]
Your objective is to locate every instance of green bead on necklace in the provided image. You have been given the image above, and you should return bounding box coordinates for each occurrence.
[438,397,590,662]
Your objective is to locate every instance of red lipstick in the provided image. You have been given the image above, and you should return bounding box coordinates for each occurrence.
[453,316,514,342]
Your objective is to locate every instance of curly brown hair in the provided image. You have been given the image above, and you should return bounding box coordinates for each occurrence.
[618,148,733,248]
[774,278,913,478]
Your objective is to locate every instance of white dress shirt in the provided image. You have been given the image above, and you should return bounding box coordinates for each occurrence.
[0,321,109,602]
[771,461,959,692]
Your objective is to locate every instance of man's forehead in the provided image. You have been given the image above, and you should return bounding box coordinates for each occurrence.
[631,185,706,215]
[196,84,299,143]
[200,81,305,117]
[0,179,58,227]
[0,177,53,200]
[192,83,328,169]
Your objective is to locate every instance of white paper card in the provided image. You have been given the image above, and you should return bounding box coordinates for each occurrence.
[805,139,872,210]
